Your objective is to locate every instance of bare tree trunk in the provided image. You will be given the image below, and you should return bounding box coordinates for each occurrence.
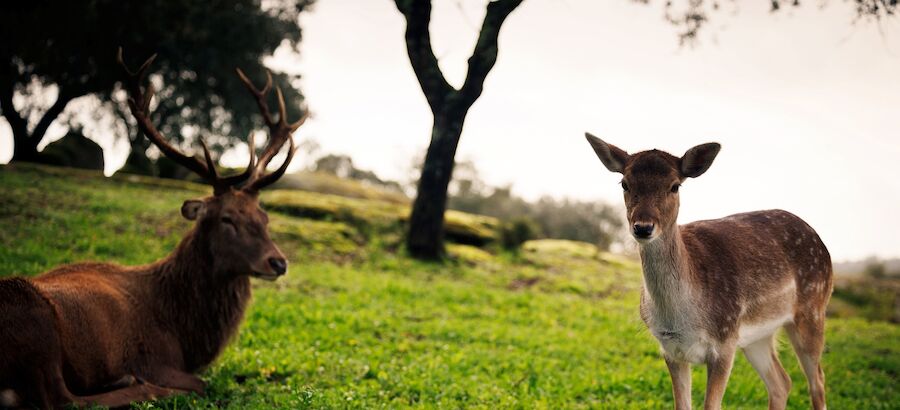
[396,0,522,260]
[407,113,465,258]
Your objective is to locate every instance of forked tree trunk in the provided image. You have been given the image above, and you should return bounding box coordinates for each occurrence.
[0,73,75,163]
[396,0,522,260]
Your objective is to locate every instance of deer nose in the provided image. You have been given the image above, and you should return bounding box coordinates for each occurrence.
[268,257,287,275]
[633,223,655,239]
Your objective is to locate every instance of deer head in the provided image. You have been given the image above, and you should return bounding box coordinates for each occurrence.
[118,49,307,280]
[585,133,720,243]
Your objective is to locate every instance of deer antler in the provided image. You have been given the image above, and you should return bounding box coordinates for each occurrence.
[235,68,307,193]
[117,48,255,195]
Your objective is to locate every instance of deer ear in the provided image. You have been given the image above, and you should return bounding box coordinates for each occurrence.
[181,199,206,221]
[585,132,629,173]
[680,143,721,178]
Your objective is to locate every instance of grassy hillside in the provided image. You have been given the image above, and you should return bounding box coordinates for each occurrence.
[1,164,897,409]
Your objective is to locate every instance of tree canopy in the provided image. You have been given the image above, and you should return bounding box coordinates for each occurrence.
[656,0,897,44]
[0,0,313,163]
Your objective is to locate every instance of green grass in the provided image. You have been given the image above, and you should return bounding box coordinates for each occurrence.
[273,171,411,205]
[1,163,898,409]
[262,188,499,246]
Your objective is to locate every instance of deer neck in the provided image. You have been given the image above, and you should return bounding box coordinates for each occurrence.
[638,225,694,317]
[149,229,251,371]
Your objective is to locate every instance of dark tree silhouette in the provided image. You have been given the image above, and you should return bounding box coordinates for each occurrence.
[0,0,312,164]
[395,0,523,260]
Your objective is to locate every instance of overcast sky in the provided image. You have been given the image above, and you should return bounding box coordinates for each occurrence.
[2,0,898,261]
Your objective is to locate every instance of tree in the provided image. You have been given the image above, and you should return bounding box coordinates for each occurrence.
[0,0,312,164]
[395,0,896,261]
[864,261,887,279]
[657,0,897,45]
[394,0,523,260]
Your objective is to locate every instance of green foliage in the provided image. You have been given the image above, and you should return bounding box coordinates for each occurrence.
[448,161,625,250]
[499,217,541,251]
[1,0,312,158]
[865,262,888,279]
[1,164,898,408]
[829,277,900,323]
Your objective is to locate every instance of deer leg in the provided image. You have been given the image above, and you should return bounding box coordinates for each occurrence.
[71,383,187,408]
[703,345,736,410]
[103,375,139,390]
[11,363,69,410]
[31,364,187,409]
[785,320,826,410]
[143,367,206,394]
[742,335,791,410]
[664,356,692,410]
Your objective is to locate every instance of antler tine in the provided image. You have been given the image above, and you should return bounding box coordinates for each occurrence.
[236,66,305,192]
[218,133,257,187]
[290,110,309,132]
[247,86,293,172]
[118,48,218,187]
[245,137,297,193]
[236,68,276,128]
[199,141,219,181]
[117,48,157,81]
[261,70,273,94]
[117,48,157,113]
[275,86,288,126]
[247,132,257,167]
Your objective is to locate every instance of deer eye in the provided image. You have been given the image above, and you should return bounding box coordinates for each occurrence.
[670,184,680,193]
[621,181,629,192]
[221,216,235,226]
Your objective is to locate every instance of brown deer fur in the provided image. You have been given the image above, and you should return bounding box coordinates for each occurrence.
[0,52,305,409]
[585,133,833,410]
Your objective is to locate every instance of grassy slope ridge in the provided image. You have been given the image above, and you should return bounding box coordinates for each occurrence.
[0,164,897,409]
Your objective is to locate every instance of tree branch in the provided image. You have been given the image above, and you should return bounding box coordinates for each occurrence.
[28,89,75,151]
[394,0,454,112]
[0,73,29,146]
[457,0,523,109]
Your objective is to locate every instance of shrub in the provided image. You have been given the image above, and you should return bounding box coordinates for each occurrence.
[500,217,541,251]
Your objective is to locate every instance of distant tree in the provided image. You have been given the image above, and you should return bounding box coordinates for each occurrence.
[656,0,897,45]
[500,217,542,252]
[314,153,406,193]
[864,261,887,279]
[394,0,523,260]
[0,0,312,164]
[447,162,625,250]
[315,154,356,178]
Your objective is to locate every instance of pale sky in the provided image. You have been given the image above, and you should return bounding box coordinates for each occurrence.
[2,0,899,261]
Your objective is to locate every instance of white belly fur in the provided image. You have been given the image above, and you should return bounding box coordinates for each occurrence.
[652,312,795,363]
[737,313,794,348]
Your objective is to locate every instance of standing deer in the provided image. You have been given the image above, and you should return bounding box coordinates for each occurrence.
[0,50,306,409]
[584,134,833,410]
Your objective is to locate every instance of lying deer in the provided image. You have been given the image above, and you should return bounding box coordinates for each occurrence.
[0,50,306,409]
[584,134,833,410]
